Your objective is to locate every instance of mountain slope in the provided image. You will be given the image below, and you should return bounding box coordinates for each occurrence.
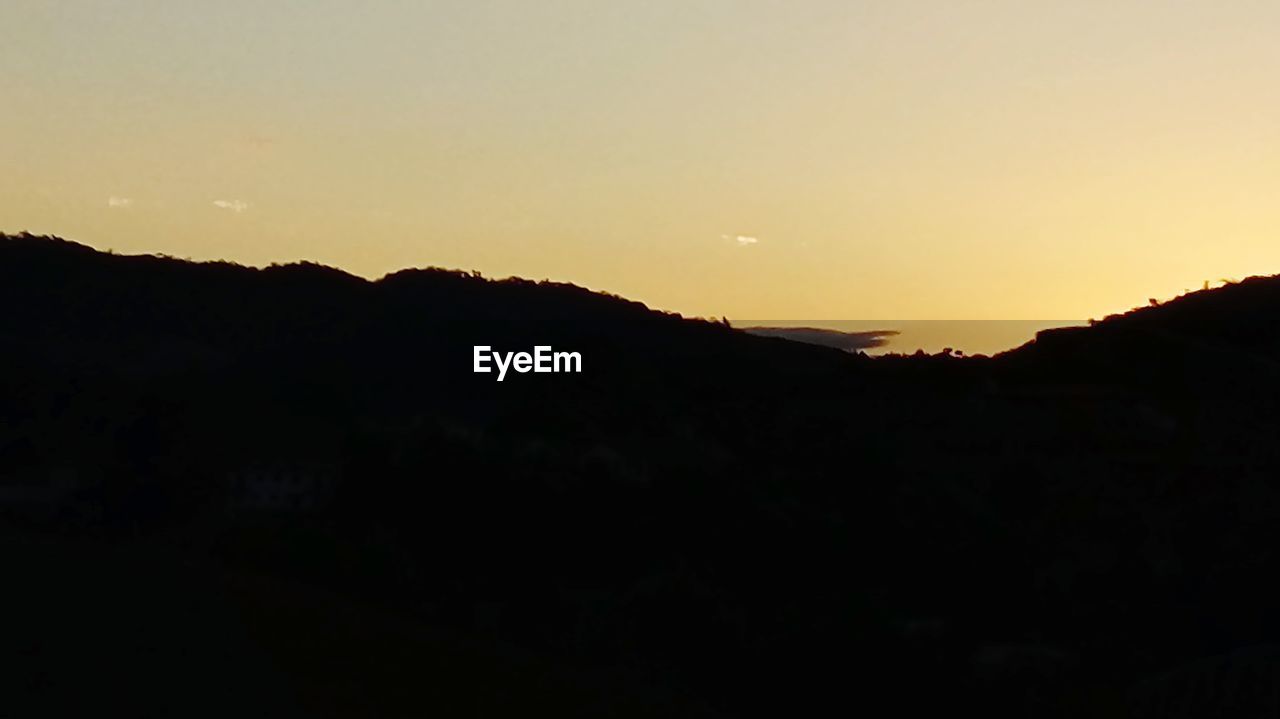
[7,233,1280,717]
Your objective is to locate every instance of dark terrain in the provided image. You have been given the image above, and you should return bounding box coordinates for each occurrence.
[5,232,1280,716]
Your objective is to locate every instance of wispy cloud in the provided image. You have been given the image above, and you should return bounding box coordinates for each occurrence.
[213,199,249,213]
[721,234,759,246]
[107,196,133,209]
[241,135,277,149]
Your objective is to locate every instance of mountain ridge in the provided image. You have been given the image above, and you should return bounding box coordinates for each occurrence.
[8,232,1280,716]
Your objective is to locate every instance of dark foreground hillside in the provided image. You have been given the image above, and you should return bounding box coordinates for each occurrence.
[5,233,1280,716]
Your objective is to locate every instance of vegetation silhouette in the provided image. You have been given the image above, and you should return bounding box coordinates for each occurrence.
[6,232,1280,716]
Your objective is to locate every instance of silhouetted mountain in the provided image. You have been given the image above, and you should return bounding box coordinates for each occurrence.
[740,326,897,351]
[6,232,1280,717]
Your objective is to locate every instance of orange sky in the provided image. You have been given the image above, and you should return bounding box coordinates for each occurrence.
[4,1,1280,348]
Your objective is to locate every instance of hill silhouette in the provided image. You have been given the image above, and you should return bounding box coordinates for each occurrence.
[6,232,1280,716]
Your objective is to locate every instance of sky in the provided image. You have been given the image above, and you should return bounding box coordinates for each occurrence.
[4,1,1280,337]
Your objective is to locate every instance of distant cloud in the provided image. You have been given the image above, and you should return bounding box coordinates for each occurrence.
[721,234,759,246]
[741,326,898,352]
[107,196,133,209]
[213,199,249,213]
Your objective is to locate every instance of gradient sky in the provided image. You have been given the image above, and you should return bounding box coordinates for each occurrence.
[4,1,1280,327]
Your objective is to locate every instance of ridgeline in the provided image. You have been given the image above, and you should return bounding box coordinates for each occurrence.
[5,232,1280,717]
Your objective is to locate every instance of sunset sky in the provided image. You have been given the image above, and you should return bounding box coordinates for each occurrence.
[4,1,1280,332]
